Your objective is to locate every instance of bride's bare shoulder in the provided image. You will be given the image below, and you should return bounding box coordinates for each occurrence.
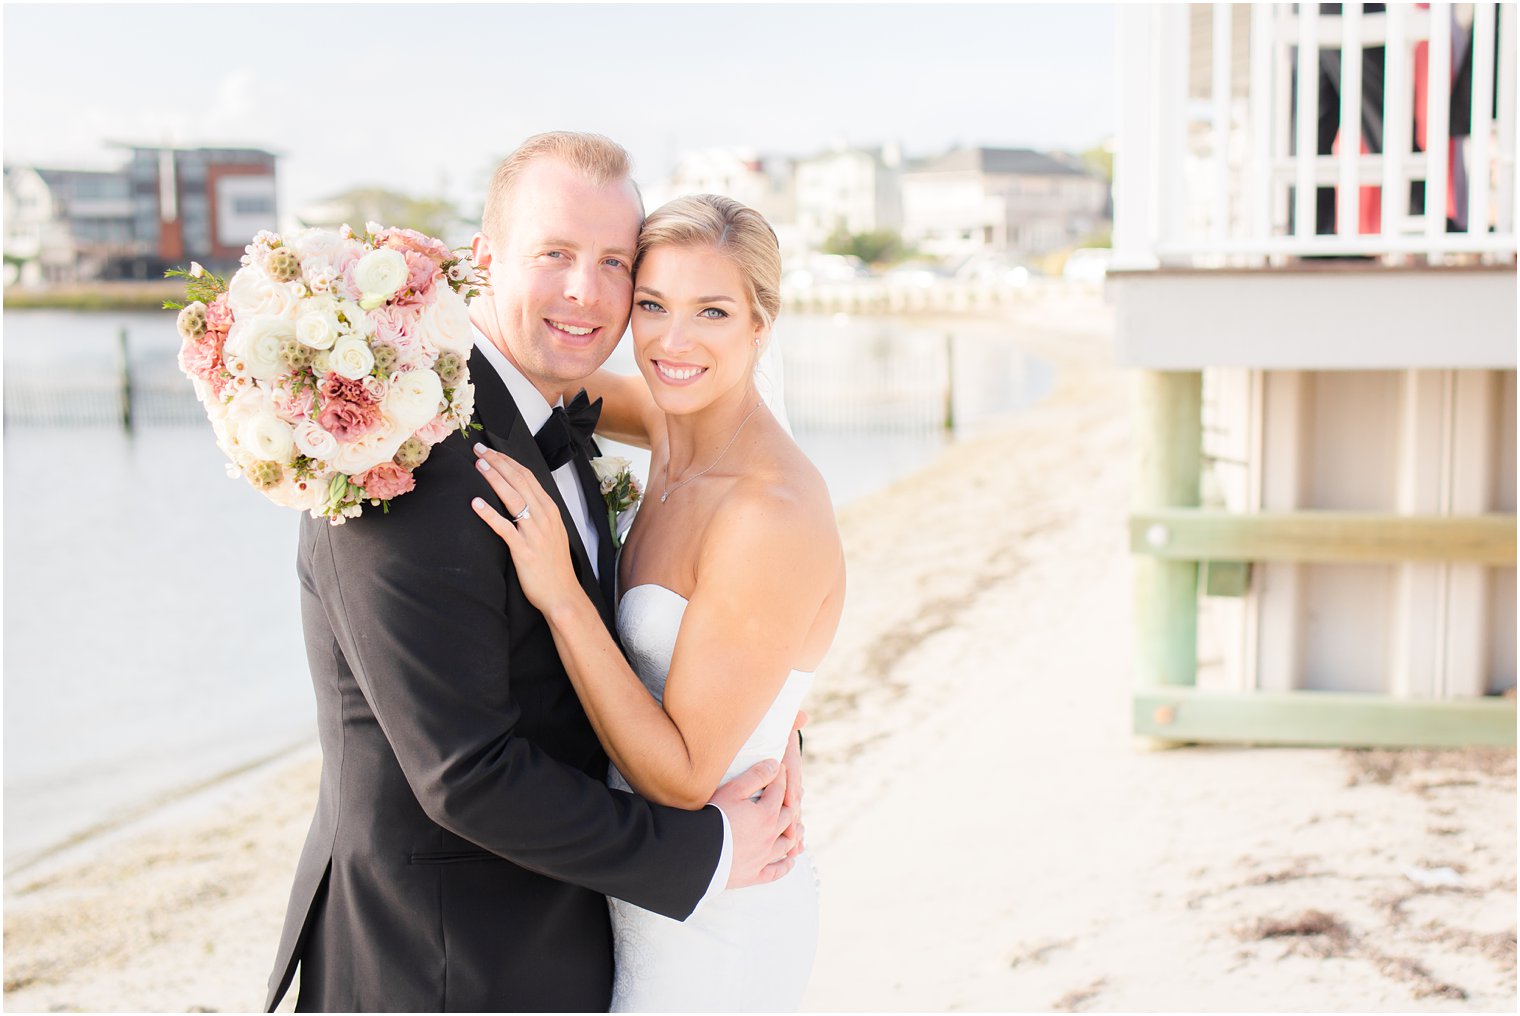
[698,440,839,584]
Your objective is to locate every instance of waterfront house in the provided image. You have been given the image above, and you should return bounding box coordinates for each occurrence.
[1109,3,1516,747]
[793,142,904,250]
[899,146,1110,260]
[3,166,134,285]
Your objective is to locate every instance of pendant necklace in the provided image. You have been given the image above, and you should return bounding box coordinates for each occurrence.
[660,401,765,503]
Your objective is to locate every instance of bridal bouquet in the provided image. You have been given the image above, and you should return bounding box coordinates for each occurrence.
[171,223,485,523]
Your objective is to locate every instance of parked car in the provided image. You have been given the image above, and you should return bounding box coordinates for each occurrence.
[1062,247,1111,286]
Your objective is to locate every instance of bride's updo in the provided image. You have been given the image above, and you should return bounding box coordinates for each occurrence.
[635,194,782,331]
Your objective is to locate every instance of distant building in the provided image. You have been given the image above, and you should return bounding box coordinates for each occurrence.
[4,166,134,284]
[646,148,794,226]
[793,143,903,248]
[2,144,278,283]
[900,146,1109,259]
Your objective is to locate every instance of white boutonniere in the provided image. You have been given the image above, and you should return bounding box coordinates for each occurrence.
[591,456,643,549]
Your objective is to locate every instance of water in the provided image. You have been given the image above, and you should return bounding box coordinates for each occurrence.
[2,309,1050,869]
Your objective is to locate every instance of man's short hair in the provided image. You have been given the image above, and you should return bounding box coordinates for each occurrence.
[481,131,642,241]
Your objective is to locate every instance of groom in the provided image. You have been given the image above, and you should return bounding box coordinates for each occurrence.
[266,132,800,1012]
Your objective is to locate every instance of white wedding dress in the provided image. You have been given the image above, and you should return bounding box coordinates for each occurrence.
[607,583,820,1012]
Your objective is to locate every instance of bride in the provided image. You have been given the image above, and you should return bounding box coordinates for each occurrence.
[469,193,845,1011]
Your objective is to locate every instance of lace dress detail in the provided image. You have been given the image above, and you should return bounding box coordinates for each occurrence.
[607,584,819,1013]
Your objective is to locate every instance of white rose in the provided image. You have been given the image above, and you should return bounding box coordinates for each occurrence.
[224,314,293,381]
[383,368,445,432]
[295,300,340,350]
[418,287,474,353]
[238,409,297,464]
[330,335,376,380]
[330,418,408,475]
[289,227,345,264]
[228,265,301,320]
[293,419,339,461]
[353,248,408,309]
[591,455,632,486]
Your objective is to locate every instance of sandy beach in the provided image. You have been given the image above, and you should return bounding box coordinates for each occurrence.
[4,293,1514,1013]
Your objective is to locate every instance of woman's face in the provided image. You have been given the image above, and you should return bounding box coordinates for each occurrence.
[631,243,764,416]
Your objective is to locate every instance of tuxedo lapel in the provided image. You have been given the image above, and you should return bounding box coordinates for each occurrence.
[469,349,614,633]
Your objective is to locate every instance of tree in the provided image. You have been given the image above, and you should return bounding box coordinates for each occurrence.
[301,187,463,240]
[821,227,911,266]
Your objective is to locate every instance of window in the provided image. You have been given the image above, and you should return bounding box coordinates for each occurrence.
[233,196,274,215]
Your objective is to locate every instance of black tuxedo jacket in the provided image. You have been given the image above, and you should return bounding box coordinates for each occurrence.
[266,349,722,1012]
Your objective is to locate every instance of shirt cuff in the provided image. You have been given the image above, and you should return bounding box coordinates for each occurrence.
[692,805,733,915]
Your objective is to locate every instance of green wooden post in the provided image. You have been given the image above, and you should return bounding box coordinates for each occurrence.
[1132,371,1202,695]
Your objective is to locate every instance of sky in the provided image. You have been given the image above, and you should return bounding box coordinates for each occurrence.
[3,2,1115,224]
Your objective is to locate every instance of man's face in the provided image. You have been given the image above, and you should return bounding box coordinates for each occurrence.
[472,157,643,401]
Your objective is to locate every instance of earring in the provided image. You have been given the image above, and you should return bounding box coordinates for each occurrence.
[753,338,761,346]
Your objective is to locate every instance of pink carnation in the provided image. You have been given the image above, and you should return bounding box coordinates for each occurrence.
[317,374,382,442]
[412,415,453,446]
[354,461,416,501]
[371,302,420,345]
[392,250,438,308]
[377,227,453,264]
[272,376,317,425]
[206,293,234,332]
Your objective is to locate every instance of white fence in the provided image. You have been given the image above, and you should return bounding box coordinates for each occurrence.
[1115,3,1519,267]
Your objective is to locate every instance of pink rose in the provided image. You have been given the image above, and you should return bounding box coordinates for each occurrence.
[317,374,382,442]
[354,461,416,501]
[377,227,453,264]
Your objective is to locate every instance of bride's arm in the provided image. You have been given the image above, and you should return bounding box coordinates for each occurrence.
[471,448,835,809]
[561,369,664,451]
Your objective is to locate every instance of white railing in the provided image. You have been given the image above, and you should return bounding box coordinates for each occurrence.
[1114,3,1518,268]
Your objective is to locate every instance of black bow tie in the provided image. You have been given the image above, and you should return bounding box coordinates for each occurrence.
[533,389,602,470]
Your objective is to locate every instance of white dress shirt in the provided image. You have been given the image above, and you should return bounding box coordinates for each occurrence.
[472,328,600,575]
[470,329,735,909]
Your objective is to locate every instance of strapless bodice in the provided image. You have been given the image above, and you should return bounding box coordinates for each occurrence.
[610,583,813,790]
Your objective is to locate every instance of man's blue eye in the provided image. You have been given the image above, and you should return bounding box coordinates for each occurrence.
[604,258,628,270]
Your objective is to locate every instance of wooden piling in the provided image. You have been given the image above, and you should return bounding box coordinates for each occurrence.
[1132,371,1203,695]
[117,326,134,433]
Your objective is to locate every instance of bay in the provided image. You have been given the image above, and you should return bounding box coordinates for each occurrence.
[2,308,1049,868]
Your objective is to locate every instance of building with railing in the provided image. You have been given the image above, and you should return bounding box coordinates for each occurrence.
[1109,3,1516,748]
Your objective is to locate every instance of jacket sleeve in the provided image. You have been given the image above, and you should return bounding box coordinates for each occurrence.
[306,435,721,920]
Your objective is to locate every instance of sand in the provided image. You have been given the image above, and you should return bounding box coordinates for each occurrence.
[4,291,1514,1013]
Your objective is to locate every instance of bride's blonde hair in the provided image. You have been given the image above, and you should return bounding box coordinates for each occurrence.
[635,195,782,331]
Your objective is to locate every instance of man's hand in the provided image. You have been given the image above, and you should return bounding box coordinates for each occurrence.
[782,710,808,859]
[709,760,797,889]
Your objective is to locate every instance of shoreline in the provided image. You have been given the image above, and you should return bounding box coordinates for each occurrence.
[5,294,1513,1013]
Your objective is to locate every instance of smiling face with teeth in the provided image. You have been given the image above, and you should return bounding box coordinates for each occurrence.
[631,243,766,419]
[469,156,644,402]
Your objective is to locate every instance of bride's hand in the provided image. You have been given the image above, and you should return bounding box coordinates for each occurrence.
[470,444,582,617]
